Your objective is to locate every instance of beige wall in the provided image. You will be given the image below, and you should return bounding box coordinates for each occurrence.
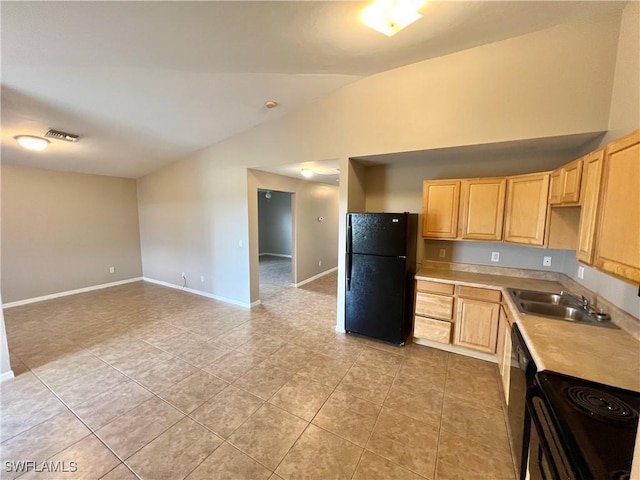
[248,170,339,302]
[1,165,142,304]
[0,167,11,379]
[137,18,620,314]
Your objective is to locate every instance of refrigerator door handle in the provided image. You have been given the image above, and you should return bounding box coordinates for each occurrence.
[346,215,353,253]
[346,253,352,291]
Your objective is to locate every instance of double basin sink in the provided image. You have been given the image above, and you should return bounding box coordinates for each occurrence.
[507,288,617,329]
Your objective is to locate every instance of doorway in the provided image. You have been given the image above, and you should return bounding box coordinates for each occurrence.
[257,189,294,300]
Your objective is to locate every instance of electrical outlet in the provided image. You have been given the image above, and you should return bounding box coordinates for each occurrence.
[543,256,552,267]
[200,275,204,282]
[181,272,186,279]
[491,252,500,263]
[238,240,243,247]
[578,266,585,279]
[109,266,115,274]
[439,248,446,258]
[318,260,322,267]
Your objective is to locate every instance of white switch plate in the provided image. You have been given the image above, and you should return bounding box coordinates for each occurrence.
[543,256,552,267]
[109,266,115,273]
[200,275,204,282]
[578,266,585,279]
[439,248,446,258]
[491,252,500,263]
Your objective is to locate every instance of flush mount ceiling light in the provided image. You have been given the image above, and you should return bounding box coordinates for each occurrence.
[264,101,279,109]
[362,0,425,37]
[300,168,314,178]
[14,135,50,151]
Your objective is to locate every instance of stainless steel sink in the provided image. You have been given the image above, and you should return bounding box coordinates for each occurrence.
[507,288,617,328]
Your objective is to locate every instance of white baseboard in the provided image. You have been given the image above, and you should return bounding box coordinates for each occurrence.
[2,278,144,309]
[259,253,292,258]
[412,337,498,363]
[142,277,252,308]
[294,267,338,288]
[0,370,15,382]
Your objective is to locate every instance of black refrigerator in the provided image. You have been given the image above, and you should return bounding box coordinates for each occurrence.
[345,212,418,345]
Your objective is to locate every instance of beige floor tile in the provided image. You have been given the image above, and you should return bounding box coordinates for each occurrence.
[447,353,498,377]
[234,335,285,359]
[33,351,106,388]
[397,356,447,393]
[1,377,68,443]
[260,344,314,371]
[384,380,443,427]
[296,354,353,388]
[354,347,403,377]
[336,365,394,405]
[228,403,308,470]
[159,370,227,413]
[268,375,333,421]
[100,463,139,480]
[204,350,263,382]
[72,379,155,430]
[185,442,272,480]
[367,408,439,478]
[0,411,91,480]
[95,397,184,459]
[233,362,293,400]
[18,434,120,480]
[190,385,263,438]
[436,429,515,480]
[444,369,503,411]
[275,424,362,480]
[127,417,222,480]
[50,364,130,408]
[124,356,198,393]
[440,394,510,452]
[312,390,380,447]
[405,343,449,368]
[353,450,426,480]
[178,340,234,370]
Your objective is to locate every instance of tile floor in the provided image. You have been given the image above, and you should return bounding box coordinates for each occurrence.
[0,264,516,480]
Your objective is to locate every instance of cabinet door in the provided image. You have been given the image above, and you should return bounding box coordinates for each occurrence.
[453,298,499,354]
[594,130,640,283]
[576,150,605,264]
[561,159,582,204]
[504,173,550,246]
[422,180,460,238]
[460,178,506,241]
[548,169,562,205]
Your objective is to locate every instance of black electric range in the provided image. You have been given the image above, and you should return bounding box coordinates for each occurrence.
[527,371,640,480]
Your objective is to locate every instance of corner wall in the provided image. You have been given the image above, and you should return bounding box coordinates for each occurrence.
[258,190,292,257]
[1,165,142,304]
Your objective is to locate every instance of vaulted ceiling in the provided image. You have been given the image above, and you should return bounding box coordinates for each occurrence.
[1,1,627,178]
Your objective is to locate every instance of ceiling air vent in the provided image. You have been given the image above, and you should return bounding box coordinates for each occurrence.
[44,129,80,142]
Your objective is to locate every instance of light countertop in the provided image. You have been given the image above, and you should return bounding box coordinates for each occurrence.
[415,267,640,392]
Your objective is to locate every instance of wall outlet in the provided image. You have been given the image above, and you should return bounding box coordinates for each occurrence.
[491,251,500,263]
[109,266,115,273]
[578,266,585,279]
[318,260,322,267]
[238,239,243,247]
[181,272,186,279]
[439,248,446,258]
[200,275,204,282]
[543,256,552,267]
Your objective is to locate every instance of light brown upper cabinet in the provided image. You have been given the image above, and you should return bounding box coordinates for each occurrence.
[576,149,605,264]
[504,173,550,246]
[593,130,640,283]
[549,159,583,206]
[459,178,507,241]
[422,180,460,238]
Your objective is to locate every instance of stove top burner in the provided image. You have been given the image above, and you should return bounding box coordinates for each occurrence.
[565,386,639,423]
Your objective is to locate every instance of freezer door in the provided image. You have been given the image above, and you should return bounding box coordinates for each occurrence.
[348,213,408,257]
[345,253,407,344]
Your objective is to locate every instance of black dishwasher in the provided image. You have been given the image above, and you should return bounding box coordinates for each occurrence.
[508,323,537,479]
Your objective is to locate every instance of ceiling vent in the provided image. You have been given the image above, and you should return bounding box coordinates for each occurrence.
[45,129,80,142]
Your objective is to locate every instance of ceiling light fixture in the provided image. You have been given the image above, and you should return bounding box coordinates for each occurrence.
[14,135,50,151]
[264,101,279,109]
[300,168,314,178]
[362,0,425,37]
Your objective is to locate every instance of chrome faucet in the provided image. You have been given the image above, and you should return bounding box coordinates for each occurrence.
[560,291,590,309]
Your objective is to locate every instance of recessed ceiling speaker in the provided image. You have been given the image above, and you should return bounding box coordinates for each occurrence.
[45,129,80,142]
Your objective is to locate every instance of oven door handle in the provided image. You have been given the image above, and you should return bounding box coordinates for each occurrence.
[526,387,571,480]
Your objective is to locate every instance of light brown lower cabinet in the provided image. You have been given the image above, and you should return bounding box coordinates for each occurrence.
[453,297,500,354]
[496,306,512,404]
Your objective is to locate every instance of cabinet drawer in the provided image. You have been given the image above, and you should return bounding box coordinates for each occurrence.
[457,285,501,303]
[416,280,454,295]
[415,292,454,320]
[414,316,452,344]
